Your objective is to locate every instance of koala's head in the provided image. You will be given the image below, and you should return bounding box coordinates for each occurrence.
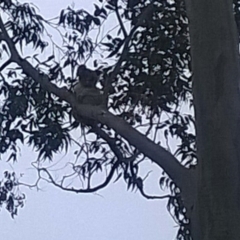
[77,65,98,88]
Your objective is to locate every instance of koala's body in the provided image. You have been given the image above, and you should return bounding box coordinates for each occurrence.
[73,81,105,106]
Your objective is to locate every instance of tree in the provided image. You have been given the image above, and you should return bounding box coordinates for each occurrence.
[0,0,239,239]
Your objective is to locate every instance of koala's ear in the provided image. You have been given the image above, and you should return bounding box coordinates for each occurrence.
[95,69,102,76]
[77,65,87,76]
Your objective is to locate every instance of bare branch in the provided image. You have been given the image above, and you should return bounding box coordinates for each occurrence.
[115,2,128,38]
[138,187,171,200]
[38,161,119,193]
[0,58,12,72]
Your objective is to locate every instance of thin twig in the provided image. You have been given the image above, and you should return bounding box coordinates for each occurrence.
[115,2,128,38]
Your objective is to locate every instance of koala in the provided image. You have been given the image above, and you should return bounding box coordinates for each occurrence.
[73,65,105,106]
[72,65,106,126]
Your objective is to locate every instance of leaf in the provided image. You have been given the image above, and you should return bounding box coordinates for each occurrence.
[59,10,65,25]
[105,4,115,10]
[101,42,114,49]
[7,153,17,162]
[93,60,98,67]
[100,8,107,18]
[164,129,168,138]
[113,173,122,183]
[159,177,166,189]
[93,17,101,26]
[2,44,10,56]
[94,4,101,17]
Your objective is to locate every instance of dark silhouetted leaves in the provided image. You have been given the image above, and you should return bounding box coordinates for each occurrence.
[0,172,25,218]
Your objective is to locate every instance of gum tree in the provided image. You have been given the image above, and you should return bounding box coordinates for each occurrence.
[0,0,240,239]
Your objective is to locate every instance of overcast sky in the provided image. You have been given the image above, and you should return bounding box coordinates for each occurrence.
[0,1,177,239]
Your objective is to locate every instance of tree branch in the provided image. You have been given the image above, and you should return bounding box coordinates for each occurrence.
[138,187,170,200]
[92,125,139,164]
[39,161,119,193]
[0,59,12,72]
[115,2,128,38]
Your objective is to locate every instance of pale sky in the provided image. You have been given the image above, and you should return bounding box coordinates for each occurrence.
[0,1,177,239]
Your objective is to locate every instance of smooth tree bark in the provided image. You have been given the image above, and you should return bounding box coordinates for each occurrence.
[1,0,240,239]
[185,0,240,239]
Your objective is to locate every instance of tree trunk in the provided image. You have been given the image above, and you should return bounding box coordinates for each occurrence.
[185,0,240,239]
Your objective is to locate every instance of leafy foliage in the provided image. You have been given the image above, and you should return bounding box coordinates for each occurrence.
[0,171,25,218]
[115,0,191,112]
[3,0,46,51]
